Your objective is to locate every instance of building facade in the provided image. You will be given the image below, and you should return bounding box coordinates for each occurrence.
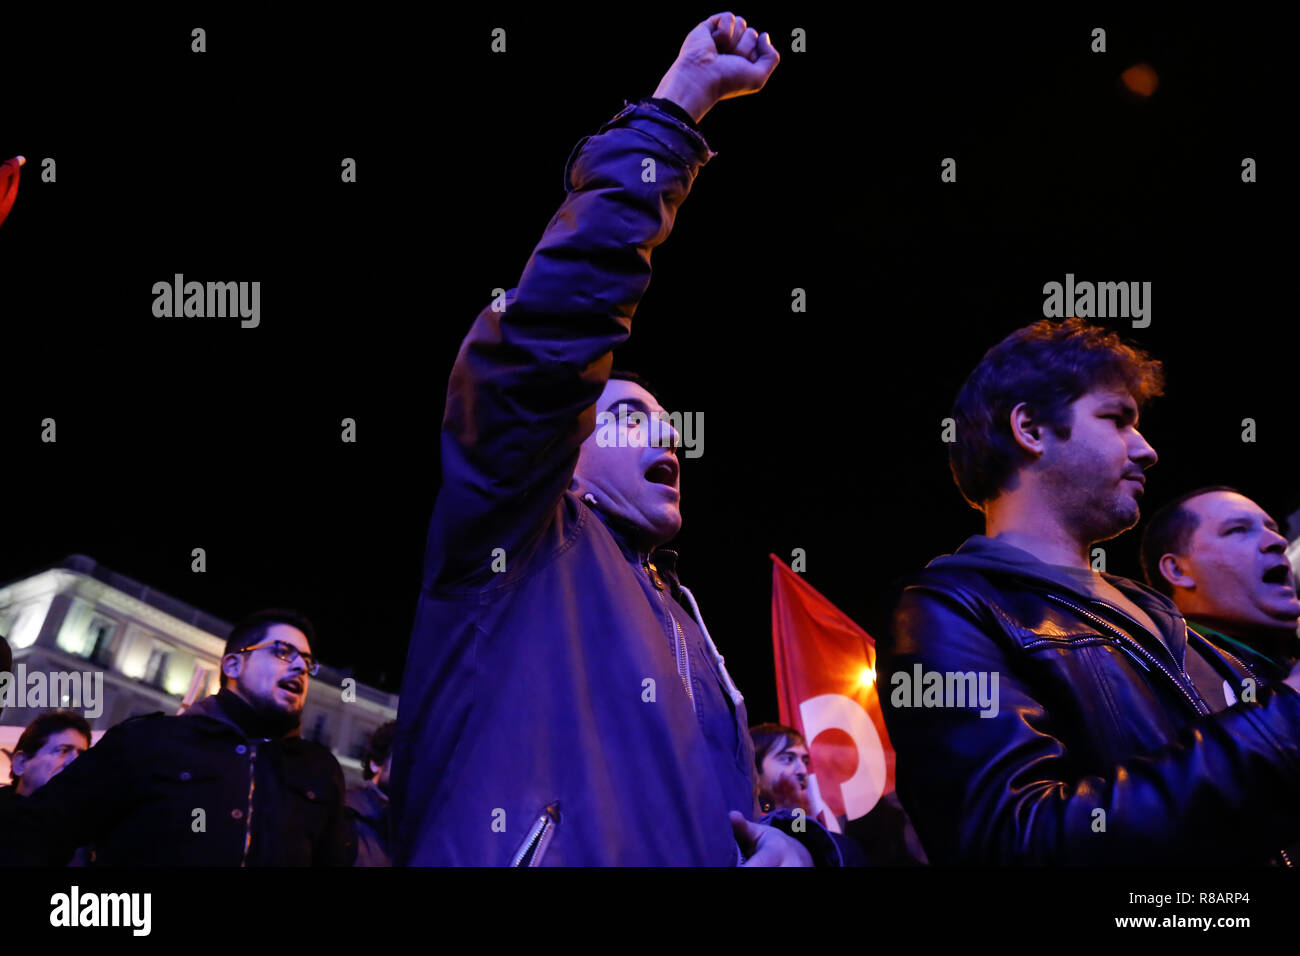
[0,555,396,784]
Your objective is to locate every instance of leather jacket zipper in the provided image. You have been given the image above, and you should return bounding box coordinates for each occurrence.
[1045,594,1208,716]
[1108,609,1215,713]
[510,802,561,866]
[1047,596,1294,866]
[1091,598,1184,674]
[1187,628,1262,690]
[240,741,258,867]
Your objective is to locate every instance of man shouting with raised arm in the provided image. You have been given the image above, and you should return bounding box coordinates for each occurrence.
[392,14,835,866]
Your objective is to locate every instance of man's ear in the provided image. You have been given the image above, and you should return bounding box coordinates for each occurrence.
[1009,402,1047,456]
[10,751,28,779]
[1158,553,1196,591]
[367,759,380,778]
[221,654,242,685]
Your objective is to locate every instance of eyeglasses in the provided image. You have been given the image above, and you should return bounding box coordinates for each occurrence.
[237,640,320,676]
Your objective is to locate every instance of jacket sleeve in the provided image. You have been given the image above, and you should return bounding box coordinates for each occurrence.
[883,584,1300,865]
[759,807,844,866]
[0,721,138,866]
[424,100,715,591]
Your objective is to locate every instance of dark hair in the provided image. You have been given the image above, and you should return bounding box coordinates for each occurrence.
[362,720,397,778]
[608,368,665,407]
[949,318,1165,510]
[749,722,806,773]
[1140,486,1241,596]
[220,609,317,689]
[9,710,92,782]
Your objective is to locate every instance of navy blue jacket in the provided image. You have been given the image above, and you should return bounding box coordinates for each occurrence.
[391,99,762,865]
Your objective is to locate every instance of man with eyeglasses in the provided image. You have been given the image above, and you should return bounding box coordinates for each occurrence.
[0,609,356,866]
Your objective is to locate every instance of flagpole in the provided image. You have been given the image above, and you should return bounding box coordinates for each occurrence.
[176,666,211,715]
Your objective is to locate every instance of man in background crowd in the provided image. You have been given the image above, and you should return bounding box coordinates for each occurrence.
[0,610,354,866]
[1142,487,1300,686]
[0,711,93,865]
[347,720,395,866]
[1,710,91,805]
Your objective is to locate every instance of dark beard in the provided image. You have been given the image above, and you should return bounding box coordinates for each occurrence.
[249,698,303,738]
[768,777,811,812]
[218,687,302,739]
[1056,479,1139,547]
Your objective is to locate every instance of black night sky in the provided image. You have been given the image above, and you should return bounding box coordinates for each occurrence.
[2,8,1291,727]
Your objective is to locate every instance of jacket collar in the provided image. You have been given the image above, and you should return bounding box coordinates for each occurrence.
[933,535,1190,660]
[1188,619,1300,674]
[184,691,245,733]
[185,689,302,740]
[583,496,686,594]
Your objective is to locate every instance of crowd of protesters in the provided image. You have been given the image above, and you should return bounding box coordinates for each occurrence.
[3,9,1299,867]
[0,614,396,867]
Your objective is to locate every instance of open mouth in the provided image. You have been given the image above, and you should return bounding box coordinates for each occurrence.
[1262,565,1292,587]
[278,677,304,694]
[644,458,679,487]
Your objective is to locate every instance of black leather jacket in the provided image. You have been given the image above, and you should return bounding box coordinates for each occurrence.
[880,535,1300,865]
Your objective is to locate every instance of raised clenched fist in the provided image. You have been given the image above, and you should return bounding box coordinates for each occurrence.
[653,12,780,123]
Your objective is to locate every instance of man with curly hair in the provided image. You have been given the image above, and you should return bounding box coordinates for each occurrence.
[880,318,1300,865]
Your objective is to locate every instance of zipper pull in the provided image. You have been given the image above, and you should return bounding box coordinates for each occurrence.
[1111,637,1152,672]
[510,802,561,867]
[1182,673,1213,713]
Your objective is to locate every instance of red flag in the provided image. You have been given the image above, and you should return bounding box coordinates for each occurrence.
[770,554,894,825]
[0,156,24,228]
